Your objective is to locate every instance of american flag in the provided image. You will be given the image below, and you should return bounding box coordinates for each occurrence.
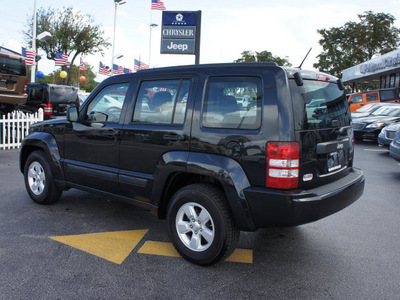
[112,64,119,75]
[134,59,140,71]
[79,58,87,71]
[99,61,110,75]
[21,47,36,67]
[140,61,149,70]
[55,51,70,66]
[118,65,124,74]
[151,0,166,10]
[123,68,132,74]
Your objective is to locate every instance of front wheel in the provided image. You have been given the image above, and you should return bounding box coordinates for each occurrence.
[24,150,62,205]
[167,184,240,266]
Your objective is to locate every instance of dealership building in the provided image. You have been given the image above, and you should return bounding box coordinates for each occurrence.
[342,48,400,91]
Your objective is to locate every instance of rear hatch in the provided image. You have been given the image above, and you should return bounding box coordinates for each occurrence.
[0,52,27,95]
[49,85,79,115]
[290,72,353,189]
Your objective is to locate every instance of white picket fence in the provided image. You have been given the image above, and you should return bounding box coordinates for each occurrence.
[0,109,44,150]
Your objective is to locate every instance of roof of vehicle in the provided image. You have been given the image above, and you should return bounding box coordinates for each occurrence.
[105,62,338,81]
[0,46,23,57]
[348,87,400,96]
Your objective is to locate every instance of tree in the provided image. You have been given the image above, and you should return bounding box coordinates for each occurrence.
[37,64,99,92]
[314,11,400,77]
[234,50,292,66]
[24,7,110,85]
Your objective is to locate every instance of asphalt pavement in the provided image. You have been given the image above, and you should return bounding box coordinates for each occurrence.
[0,142,399,299]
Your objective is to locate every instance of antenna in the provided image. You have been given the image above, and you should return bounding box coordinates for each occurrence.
[298,48,312,69]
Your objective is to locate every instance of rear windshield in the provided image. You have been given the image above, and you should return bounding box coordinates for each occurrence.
[0,55,26,76]
[291,79,351,130]
[49,86,78,103]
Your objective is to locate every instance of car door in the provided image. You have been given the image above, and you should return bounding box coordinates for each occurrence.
[118,77,194,203]
[63,81,132,193]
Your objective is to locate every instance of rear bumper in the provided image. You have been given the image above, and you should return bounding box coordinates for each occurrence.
[390,142,400,161]
[0,93,27,105]
[244,168,365,228]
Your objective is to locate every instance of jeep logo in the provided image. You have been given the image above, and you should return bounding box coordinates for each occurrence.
[167,41,188,51]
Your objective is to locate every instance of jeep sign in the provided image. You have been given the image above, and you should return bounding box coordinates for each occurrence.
[161,11,201,63]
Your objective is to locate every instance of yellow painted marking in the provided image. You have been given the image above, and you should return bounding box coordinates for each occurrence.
[50,229,148,264]
[138,241,181,257]
[225,248,253,264]
[138,241,253,264]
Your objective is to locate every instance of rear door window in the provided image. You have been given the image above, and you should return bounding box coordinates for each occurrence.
[0,55,26,76]
[366,92,378,101]
[202,77,262,129]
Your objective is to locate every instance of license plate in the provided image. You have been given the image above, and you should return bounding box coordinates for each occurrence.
[327,150,342,172]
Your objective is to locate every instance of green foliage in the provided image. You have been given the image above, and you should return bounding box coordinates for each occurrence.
[234,50,292,66]
[314,11,400,77]
[24,7,110,85]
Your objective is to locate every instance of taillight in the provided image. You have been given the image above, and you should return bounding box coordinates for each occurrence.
[44,103,53,115]
[23,80,27,94]
[266,142,299,189]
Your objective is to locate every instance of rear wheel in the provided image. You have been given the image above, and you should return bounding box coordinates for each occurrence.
[167,184,239,266]
[24,150,62,204]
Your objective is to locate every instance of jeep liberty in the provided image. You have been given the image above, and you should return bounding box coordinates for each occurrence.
[20,63,365,265]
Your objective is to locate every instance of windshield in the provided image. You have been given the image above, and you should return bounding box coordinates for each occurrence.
[49,86,77,103]
[0,55,26,76]
[371,106,400,116]
[354,103,378,113]
[291,79,351,130]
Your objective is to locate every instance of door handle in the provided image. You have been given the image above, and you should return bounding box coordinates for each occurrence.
[163,134,185,141]
[100,129,120,138]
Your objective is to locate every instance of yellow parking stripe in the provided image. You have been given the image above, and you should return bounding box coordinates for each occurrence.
[50,229,148,264]
[138,241,253,263]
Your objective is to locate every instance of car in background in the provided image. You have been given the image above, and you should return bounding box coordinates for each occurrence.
[0,47,27,114]
[389,127,400,161]
[348,88,400,112]
[78,92,90,106]
[19,83,79,120]
[378,122,400,148]
[352,102,398,119]
[352,104,400,141]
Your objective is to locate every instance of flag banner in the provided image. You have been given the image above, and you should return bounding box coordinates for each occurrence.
[123,68,132,74]
[79,58,87,71]
[118,65,124,74]
[21,47,36,67]
[55,51,70,66]
[112,64,119,75]
[151,0,166,10]
[134,59,140,71]
[99,61,110,75]
[140,61,149,69]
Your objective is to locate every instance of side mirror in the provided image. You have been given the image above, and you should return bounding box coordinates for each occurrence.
[67,106,79,122]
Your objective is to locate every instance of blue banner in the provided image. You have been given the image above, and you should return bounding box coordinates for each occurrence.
[163,12,196,26]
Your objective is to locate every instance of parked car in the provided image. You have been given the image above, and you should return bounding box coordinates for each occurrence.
[20,63,364,265]
[347,88,400,112]
[0,47,27,114]
[378,122,400,148]
[352,105,400,141]
[389,127,400,161]
[351,102,398,119]
[19,83,79,119]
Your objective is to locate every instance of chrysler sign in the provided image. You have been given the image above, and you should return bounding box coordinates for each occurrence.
[161,11,201,62]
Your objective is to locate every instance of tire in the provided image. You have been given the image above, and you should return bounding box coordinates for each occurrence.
[24,150,62,205]
[167,183,240,266]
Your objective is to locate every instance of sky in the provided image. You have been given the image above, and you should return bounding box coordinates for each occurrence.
[2,0,400,82]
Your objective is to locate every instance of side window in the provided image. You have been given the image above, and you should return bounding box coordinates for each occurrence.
[133,79,190,125]
[86,83,128,122]
[350,95,363,103]
[366,92,378,101]
[202,77,262,129]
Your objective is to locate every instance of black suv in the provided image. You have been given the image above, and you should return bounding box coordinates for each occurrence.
[19,83,79,119]
[20,63,365,265]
